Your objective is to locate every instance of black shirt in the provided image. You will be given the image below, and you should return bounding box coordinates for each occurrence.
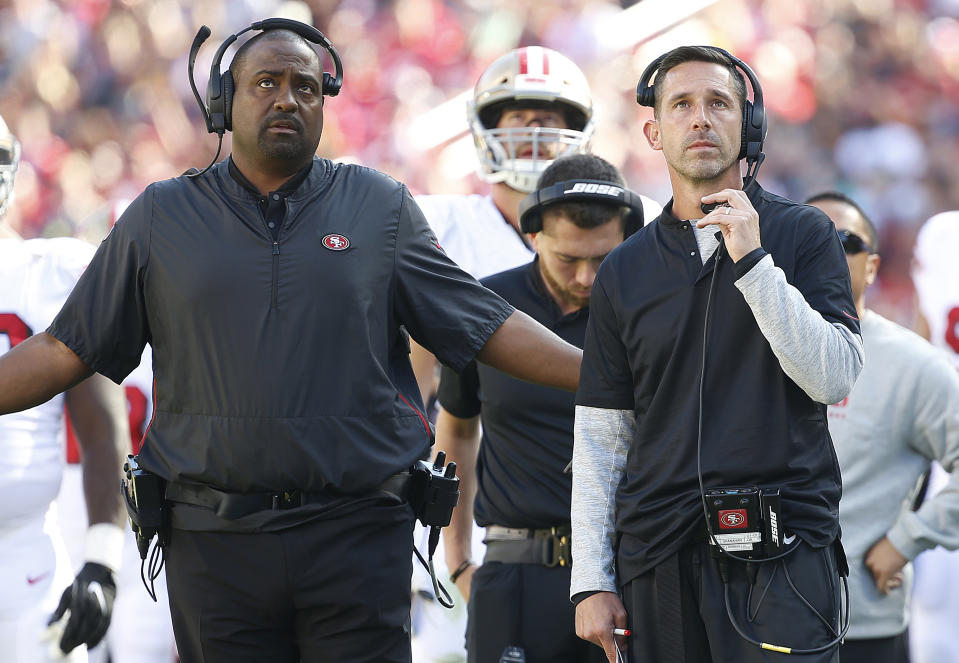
[48,157,514,530]
[438,259,587,528]
[576,181,859,581]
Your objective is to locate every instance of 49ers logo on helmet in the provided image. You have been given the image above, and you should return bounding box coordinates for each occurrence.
[718,509,748,529]
[322,234,350,251]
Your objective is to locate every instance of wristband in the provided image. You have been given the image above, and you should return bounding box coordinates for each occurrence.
[84,523,125,574]
[449,559,474,583]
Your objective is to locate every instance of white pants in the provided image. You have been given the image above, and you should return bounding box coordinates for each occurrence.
[0,505,86,663]
[56,466,176,663]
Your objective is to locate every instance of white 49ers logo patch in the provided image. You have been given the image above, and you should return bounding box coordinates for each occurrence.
[719,509,748,529]
[322,234,351,251]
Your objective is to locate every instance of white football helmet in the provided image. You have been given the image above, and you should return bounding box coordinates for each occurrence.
[468,46,594,193]
[0,113,20,220]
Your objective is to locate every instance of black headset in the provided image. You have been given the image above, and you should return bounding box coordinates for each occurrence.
[188,18,343,135]
[635,46,766,180]
[519,180,645,238]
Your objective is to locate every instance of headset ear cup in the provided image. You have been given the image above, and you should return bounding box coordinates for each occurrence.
[323,72,340,96]
[739,104,749,160]
[635,84,654,108]
[222,71,235,132]
[519,210,541,234]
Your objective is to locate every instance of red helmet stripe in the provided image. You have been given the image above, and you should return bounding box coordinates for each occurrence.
[542,49,550,74]
[518,48,528,74]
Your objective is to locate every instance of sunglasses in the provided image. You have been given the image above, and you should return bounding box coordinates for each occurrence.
[837,230,873,255]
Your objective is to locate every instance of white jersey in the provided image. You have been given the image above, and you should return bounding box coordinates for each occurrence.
[415,194,535,279]
[0,236,93,662]
[0,237,94,526]
[912,211,959,367]
[909,211,959,663]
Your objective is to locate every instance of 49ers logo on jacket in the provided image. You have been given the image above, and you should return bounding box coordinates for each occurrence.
[718,509,748,529]
[322,234,351,251]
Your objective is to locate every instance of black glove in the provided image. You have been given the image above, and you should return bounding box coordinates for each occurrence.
[47,561,117,654]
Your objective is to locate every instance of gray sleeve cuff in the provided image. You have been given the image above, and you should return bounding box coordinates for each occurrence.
[570,406,633,598]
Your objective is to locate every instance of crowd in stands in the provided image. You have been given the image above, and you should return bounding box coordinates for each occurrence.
[2,0,958,326]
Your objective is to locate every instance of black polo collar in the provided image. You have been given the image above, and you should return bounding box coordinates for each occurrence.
[228,157,313,198]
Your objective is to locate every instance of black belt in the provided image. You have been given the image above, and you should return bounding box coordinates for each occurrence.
[483,525,572,567]
[165,472,413,520]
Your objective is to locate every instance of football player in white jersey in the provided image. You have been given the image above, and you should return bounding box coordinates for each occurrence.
[909,211,959,663]
[0,113,129,662]
[57,349,177,663]
[408,49,660,662]
[409,46,594,663]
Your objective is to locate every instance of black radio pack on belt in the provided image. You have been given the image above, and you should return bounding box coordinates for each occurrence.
[122,455,169,559]
[409,451,459,529]
[121,454,169,602]
[704,486,782,559]
[409,451,462,610]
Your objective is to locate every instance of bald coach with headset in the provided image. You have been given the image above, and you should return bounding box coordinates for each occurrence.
[0,19,585,663]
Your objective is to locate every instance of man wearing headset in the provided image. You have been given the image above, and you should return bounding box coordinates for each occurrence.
[0,25,584,663]
[805,192,959,663]
[570,46,863,662]
[437,154,638,663]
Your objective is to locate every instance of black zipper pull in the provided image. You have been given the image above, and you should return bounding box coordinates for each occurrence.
[273,241,280,255]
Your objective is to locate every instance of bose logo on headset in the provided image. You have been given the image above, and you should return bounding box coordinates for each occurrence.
[519,179,645,237]
[564,182,624,197]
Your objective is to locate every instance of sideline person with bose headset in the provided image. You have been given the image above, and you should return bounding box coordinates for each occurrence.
[570,45,863,662]
[437,154,646,663]
[0,19,584,663]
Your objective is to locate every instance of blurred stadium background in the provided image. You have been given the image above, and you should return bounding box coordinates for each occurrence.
[2,0,958,327]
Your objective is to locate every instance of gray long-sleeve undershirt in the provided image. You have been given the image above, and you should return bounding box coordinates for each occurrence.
[570,230,864,597]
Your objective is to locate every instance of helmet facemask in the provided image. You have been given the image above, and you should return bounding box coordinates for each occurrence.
[0,118,20,220]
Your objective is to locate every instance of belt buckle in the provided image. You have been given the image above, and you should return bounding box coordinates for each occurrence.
[546,526,571,568]
[272,490,302,510]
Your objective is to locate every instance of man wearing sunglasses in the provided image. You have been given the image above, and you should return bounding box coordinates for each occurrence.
[806,191,959,663]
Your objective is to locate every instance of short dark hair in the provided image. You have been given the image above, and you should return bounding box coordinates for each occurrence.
[536,154,628,232]
[229,29,319,79]
[652,46,747,119]
[804,190,879,253]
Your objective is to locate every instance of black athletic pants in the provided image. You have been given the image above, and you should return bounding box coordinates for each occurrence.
[841,631,911,663]
[466,562,608,663]
[165,499,415,663]
[621,540,842,663]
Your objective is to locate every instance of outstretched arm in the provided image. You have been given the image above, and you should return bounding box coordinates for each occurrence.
[476,310,581,392]
[0,332,92,414]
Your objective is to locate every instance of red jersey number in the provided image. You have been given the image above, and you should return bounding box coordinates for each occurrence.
[946,306,959,354]
[0,312,33,354]
[65,384,150,463]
